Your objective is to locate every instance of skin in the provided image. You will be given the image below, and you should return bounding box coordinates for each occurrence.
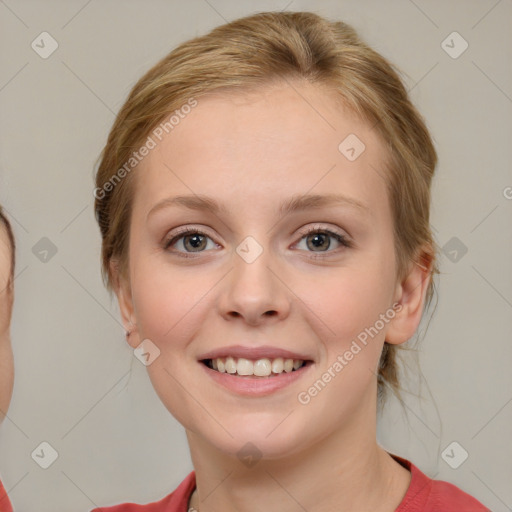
[114,80,431,512]
[0,223,14,423]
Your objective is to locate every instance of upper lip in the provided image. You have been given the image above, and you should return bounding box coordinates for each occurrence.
[198,345,313,361]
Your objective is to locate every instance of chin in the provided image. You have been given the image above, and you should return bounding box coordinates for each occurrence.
[200,412,315,462]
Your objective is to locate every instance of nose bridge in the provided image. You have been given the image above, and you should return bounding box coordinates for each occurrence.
[218,234,290,324]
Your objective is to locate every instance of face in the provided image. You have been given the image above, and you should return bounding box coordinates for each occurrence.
[116,81,429,460]
[0,222,14,421]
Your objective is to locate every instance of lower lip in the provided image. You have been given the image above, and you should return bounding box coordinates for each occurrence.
[200,362,312,396]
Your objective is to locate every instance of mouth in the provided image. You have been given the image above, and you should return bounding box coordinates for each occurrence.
[201,357,312,378]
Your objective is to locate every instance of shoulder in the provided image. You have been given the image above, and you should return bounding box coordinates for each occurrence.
[0,477,14,512]
[391,455,490,512]
[91,471,196,512]
[427,479,490,511]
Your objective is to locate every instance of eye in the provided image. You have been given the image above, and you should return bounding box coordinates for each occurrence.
[163,225,351,258]
[294,226,351,255]
[164,227,218,256]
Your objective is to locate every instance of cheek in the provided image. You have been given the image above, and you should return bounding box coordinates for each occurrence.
[0,340,14,416]
[298,261,396,381]
[305,264,394,335]
[0,250,11,291]
[131,259,210,345]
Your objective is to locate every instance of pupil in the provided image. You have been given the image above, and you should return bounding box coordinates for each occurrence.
[186,234,206,251]
[308,233,329,251]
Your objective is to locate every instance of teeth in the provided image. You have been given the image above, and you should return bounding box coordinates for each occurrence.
[207,357,306,376]
[284,358,294,373]
[253,358,271,376]
[236,358,253,376]
[225,356,237,374]
[271,357,284,374]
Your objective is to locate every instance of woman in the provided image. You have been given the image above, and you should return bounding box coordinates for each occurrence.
[0,208,15,512]
[92,11,489,511]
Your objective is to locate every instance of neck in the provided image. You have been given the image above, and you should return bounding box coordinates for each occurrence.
[186,397,411,512]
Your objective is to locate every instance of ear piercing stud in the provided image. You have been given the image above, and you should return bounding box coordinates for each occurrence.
[125,322,135,339]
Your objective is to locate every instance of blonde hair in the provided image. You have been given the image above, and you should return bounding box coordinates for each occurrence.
[95,11,438,404]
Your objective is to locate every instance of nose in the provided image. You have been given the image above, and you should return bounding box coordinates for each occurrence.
[216,242,291,326]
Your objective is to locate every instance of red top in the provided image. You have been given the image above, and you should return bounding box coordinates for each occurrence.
[0,479,13,512]
[92,455,490,512]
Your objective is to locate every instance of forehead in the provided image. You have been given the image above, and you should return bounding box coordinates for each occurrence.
[132,81,390,216]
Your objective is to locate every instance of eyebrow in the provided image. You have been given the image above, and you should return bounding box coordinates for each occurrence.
[147,193,370,220]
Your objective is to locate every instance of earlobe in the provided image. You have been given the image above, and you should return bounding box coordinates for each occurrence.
[110,260,140,349]
[385,251,433,345]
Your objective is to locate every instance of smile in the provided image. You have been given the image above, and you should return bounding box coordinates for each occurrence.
[203,357,308,377]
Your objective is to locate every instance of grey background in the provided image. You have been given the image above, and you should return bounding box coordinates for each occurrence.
[0,0,511,510]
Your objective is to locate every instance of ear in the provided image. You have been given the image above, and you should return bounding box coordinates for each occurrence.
[110,259,140,349]
[386,249,433,345]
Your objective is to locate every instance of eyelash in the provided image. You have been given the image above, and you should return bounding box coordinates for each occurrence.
[163,225,352,259]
